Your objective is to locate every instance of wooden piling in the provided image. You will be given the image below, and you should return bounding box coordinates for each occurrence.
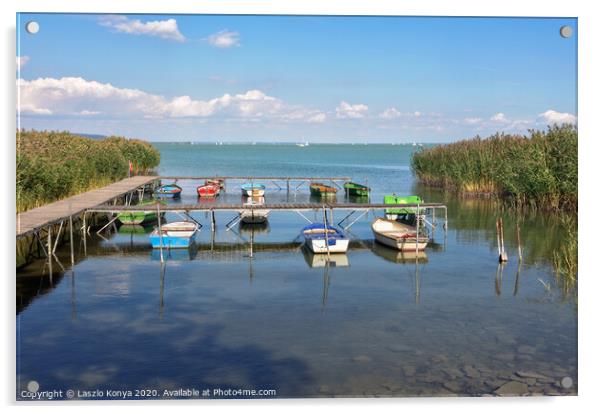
[516,221,523,262]
[69,215,74,265]
[496,218,508,263]
[157,201,164,263]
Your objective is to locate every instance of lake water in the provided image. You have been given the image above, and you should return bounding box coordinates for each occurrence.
[16,143,577,399]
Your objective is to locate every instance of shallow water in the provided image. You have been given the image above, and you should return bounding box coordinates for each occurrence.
[16,144,577,399]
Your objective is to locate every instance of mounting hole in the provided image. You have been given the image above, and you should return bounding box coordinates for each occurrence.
[25,21,39,34]
[559,25,572,38]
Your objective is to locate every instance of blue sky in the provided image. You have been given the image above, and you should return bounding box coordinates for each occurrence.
[17,13,577,142]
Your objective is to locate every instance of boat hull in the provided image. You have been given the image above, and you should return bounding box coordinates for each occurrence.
[240,209,270,223]
[344,182,370,197]
[149,222,198,249]
[149,232,195,248]
[305,238,349,253]
[197,184,219,197]
[242,188,265,197]
[373,232,428,251]
[117,211,158,225]
[310,183,338,197]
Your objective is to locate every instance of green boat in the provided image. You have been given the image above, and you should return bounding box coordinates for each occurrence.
[343,182,370,197]
[384,195,425,218]
[117,200,166,225]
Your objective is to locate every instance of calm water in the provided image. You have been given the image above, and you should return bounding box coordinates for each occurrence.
[16,144,577,399]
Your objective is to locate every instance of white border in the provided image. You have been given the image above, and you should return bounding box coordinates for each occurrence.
[2,1,599,413]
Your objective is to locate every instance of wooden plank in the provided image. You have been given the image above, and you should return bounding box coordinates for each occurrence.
[16,176,157,238]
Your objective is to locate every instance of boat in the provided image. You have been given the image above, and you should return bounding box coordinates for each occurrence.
[371,218,429,251]
[296,141,309,147]
[309,182,338,197]
[205,178,225,189]
[116,199,165,225]
[302,247,349,268]
[384,194,424,220]
[197,183,219,197]
[241,183,266,197]
[154,183,182,198]
[302,223,349,254]
[149,221,198,249]
[239,196,270,223]
[343,182,370,197]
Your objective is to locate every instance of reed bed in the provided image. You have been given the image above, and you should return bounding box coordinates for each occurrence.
[411,124,577,211]
[16,130,160,213]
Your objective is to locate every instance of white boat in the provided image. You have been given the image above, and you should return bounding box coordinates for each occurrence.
[149,221,198,249]
[241,183,266,197]
[302,224,349,254]
[371,218,429,251]
[239,196,270,223]
[160,221,198,238]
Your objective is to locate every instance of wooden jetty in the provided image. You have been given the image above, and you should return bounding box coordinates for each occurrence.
[16,176,158,239]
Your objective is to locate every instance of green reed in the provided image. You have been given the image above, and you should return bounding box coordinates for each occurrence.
[16,130,161,213]
[411,124,577,212]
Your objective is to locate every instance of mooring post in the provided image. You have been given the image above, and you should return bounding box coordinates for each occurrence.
[157,202,164,263]
[323,206,331,259]
[330,208,334,226]
[69,215,74,266]
[516,221,523,262]
[500,217,508,262]
[211,210,216,232]
[47,226,53,282]
[415,203,420,255]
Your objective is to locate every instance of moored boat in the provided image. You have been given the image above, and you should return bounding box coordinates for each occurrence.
[372,218,429,251]
[309,182,338,197]
[241,183,266,197]
[154,183,183,198]
[344,181,370,197]
[205,178,225,189]
[197,183,219,197]
[384,194,424,220]
[302,223,349,253]
[116,199,165,225]
[149,221,198,249]
[239,196,270,223]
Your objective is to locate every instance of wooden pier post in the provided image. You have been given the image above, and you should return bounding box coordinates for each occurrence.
[415,203,420,255]
[516,221,523,262]
[323,206,331,259]
[496,218,508,263]
[157,202,164,263]
[47,226,53,282]
[69,215,74,265]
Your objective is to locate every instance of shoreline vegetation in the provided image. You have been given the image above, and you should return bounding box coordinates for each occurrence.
[16,130,160,214]
[411,124,577,288]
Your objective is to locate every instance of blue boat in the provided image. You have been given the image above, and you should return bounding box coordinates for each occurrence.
[154,183,182,198]
[149,221,198,249]
[241,183,266,197]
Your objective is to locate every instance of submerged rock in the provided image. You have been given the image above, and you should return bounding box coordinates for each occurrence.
[494,381,529,396]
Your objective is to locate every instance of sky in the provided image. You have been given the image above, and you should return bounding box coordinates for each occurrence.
[16,13,577,142]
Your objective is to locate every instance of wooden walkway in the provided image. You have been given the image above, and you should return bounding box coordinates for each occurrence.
[16,176,158,238]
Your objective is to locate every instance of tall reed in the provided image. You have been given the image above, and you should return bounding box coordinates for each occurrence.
[411,124,577,211]
[16,130,161,213]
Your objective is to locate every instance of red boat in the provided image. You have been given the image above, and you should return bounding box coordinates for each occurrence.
[197,184,219,197]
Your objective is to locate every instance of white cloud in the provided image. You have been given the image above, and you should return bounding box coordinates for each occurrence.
[379,107,401,119]
[206,30,240,48]
[308,112,327,123]
[17,76,326,124]
[99,15,186,42]
[538,109,577,124]
[336,101,369,119]
[490,112,508,122]
[413,111,421,117]
[17,56,30,70]
[464,117,482,125]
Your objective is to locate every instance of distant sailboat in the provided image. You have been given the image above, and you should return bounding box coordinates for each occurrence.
[296,141,309,147]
